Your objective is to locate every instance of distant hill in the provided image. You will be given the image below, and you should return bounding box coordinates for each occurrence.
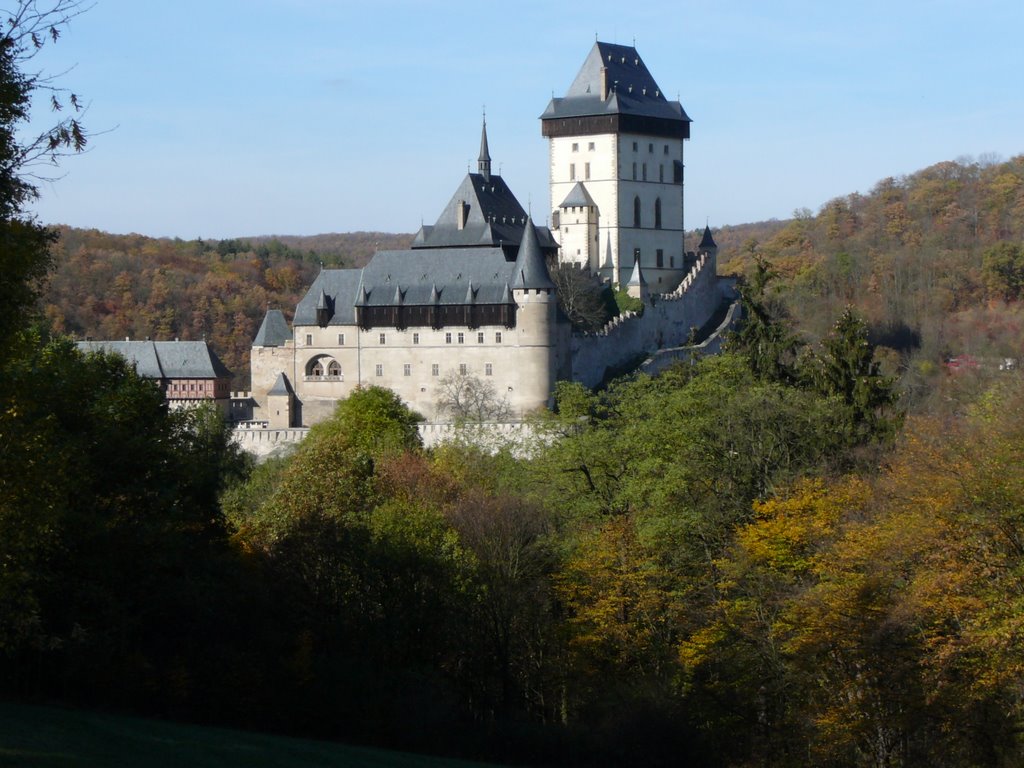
[709,155,1024,376]
[42,228,412,389]
[41,155,1024,392]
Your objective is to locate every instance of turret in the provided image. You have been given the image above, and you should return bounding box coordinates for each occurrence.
[697,224,718,259]
[511,217,557,412]
[266,372,295,429]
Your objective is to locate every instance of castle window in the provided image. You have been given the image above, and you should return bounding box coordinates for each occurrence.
[571,142,578,152]
[310,360,323,377]
[445,332,452,344]
[495,332,502,343]
[375,364,383,377]
[588,141,595,151]
[654,198,662,229]
[485,363,493,376]
[477,332,484,344]
[663,145,669,155]
[413,332,419,344]
[632,141,638,151]
[642,163,647,181]
[569,164,575,181]
[403,364,411,377]
[659,165,664,183]
[649,143,654,153]
[584,162,590,180]
[327,360,342,378]
[459,363,467,375]
[305,334,312,346]
[379,332,386,345]
[432,363,439,376]
[338,333,345,345]
[670,255,675,268]
[457,332,465,344]
[656,249,664,268]
[633,196,641,228]
[632,162,636,181]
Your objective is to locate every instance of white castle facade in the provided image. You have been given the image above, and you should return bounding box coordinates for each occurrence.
[245,42,730,430]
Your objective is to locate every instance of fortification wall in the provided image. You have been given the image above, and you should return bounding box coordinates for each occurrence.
[570,252,724,387]
[638,297,741,376]
[232,421,538,461]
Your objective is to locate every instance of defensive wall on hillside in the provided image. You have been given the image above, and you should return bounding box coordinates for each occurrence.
[232,421,540,460]
[571,252,729,387]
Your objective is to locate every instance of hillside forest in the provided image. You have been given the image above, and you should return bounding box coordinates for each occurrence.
[7,4,1024,766]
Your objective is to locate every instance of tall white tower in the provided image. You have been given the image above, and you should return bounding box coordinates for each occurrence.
[541,42,691,290]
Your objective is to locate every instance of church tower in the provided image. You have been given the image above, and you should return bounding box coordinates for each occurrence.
[541,42,691,290]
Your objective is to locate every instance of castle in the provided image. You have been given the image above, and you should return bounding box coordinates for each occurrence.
[246,42,728,429]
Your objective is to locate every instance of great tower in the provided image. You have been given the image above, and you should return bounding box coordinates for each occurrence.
[541,42,691,290]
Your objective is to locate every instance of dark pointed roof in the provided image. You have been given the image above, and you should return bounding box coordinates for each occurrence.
[699,225,717,250]
[253,309,293,347]
[541,42,690,135]
[559,182,596,209]
[478,119,491,181]
[411,172,558,255]
[511,216,555,291]
[267,372,294,397]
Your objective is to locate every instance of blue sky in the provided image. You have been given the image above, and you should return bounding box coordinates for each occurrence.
[22,0,1024,239]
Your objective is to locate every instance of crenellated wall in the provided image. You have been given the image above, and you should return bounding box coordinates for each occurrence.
[570,252,725,387]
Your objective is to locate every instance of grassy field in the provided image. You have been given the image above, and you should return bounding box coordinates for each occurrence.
[0,701,503,768]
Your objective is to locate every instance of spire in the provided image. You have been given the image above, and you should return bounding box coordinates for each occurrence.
[511,217,555,291]
[698,224,717,252]
[478,115,491,182]
[627,253,647,287]
[626,252,648,300]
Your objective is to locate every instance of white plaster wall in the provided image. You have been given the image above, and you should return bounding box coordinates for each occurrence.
[549,131,686,288]
[615,134,685,287]
[284,305,557,426]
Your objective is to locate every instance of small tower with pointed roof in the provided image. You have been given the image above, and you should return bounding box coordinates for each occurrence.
[626,252,649,301]
[266,372,295,429]
[697,224,718,260]
[511,217,559,410]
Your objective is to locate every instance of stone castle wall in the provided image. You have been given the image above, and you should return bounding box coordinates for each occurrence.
[570,252,724,387]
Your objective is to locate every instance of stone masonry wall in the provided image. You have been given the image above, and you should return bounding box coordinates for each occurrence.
[570,252,723,388]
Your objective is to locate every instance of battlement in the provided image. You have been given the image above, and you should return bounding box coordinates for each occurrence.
[570,251,723,387]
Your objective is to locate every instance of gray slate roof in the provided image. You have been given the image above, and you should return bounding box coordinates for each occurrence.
[253,309,293,347]
[411,173,558,253]
[699,224,717,250]
[511,216,556,291]
[267,372,294,396]
[541,42,691,124]
[293,269,364,326]
[559,182,597,209]
[627,255,647,287]
[76,340,232,380]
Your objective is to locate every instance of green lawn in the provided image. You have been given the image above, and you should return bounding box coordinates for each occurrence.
[0,701,503,768]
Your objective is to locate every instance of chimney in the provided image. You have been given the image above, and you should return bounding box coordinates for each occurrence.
[600,66,608,100]
[456,200,467,230]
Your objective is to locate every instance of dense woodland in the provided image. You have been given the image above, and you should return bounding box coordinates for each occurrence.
[42,228,413,388]
[7,4,1024,767]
